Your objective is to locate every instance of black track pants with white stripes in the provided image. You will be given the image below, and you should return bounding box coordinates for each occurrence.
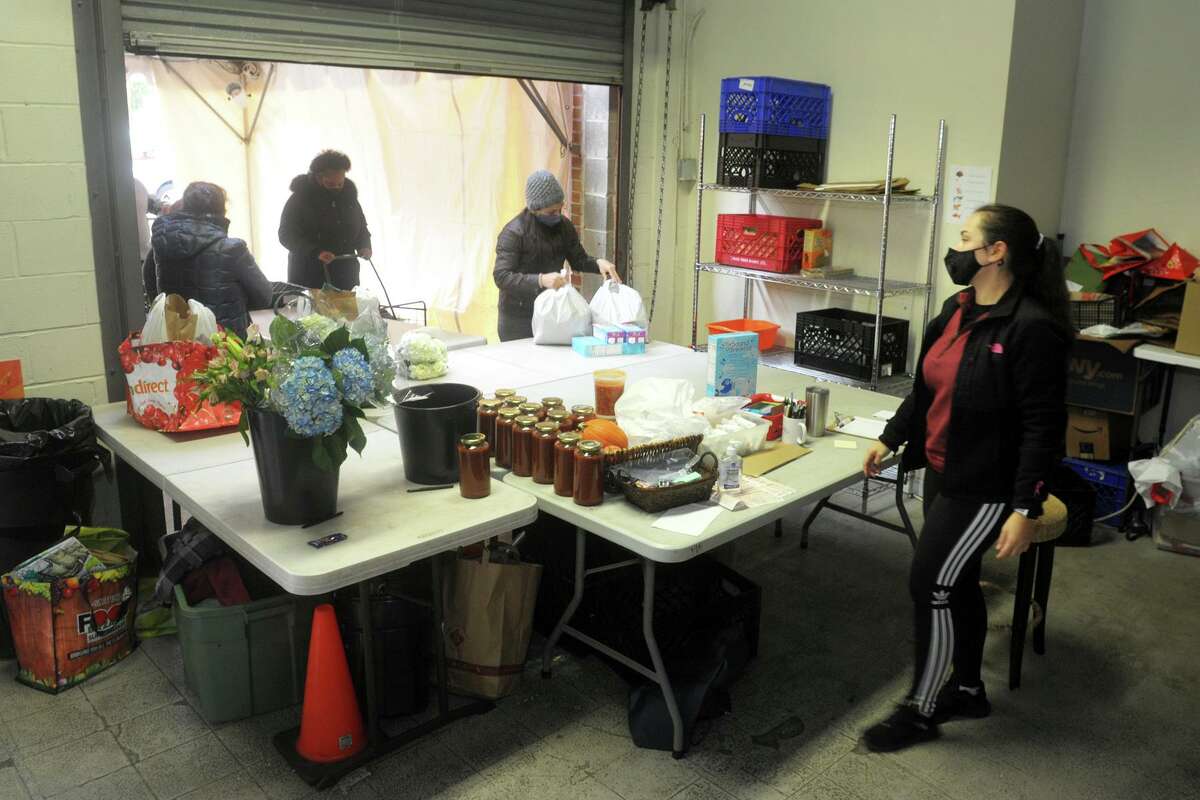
[907,469,1008,715]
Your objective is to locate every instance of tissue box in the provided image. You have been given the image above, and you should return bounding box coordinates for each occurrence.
[572,337,623,357]
[621,342,646,355]
[707,332,759,396]
[620,325,648,345]
[593,325,626,345]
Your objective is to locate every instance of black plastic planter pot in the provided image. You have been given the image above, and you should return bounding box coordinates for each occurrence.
[393,383,480,485]
[247,409,339,526]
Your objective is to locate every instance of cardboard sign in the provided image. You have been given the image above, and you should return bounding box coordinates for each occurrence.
[0,359,23,399]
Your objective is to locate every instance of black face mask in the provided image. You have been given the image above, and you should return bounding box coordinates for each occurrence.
[944,246,987,285]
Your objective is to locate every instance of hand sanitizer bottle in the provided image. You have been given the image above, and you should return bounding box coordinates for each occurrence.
[719,443,742,491]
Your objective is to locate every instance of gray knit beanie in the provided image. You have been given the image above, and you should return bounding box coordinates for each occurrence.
[525,169,565,211]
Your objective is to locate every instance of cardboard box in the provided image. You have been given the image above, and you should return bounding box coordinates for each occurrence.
[1067,337,1160,415]
[1175,275,1200,356]
[1066,406,1132,461]
[707,332,758,396]
[802,228,833,271]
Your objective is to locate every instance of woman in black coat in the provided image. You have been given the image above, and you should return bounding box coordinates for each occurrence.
[278,150,372,290]
[859,204,1071,752]
[145,182,273,338]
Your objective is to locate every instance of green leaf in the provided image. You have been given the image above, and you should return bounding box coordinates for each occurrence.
[312,437,334,472]
[237,412,250,446]
[323,326,350,354]
[269,315,301,350]
[350,338,369,359]
[345,416,367,455]
[325,430,349,468]
[345,404,365,419]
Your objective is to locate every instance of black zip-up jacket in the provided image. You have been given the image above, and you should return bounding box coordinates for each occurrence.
[146,212,272,338]
[278,174,371,290]
[493,210,599,318]
[880,285,1068,518]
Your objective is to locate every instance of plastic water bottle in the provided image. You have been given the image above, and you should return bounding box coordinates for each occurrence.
[719,443,742,491]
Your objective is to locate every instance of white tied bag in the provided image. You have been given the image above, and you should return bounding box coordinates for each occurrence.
[532,268,592,345]
[589,279,649,330]
[141,293,219,345]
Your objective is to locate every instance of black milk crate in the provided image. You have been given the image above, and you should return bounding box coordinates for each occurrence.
[1069,293,1122,331]
[717,132,827,189]
[794,308,909,381]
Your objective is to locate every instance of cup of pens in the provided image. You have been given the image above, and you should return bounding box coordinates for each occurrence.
[783,396,807,444]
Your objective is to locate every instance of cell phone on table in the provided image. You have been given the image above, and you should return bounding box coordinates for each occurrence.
[308,532,347,549]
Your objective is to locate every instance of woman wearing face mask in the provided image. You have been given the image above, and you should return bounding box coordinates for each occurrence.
[860,204,1071,752]
[278,149,372,290]
[492,169,621,341]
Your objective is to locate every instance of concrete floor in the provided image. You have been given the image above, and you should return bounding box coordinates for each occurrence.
[1,492,1197,800]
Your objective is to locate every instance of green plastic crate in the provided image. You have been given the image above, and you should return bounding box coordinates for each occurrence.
[173,583,320,723]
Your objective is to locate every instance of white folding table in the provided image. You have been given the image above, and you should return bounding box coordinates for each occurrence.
[501,354,904,755]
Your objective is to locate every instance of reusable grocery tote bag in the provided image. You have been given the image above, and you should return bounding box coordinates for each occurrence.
[532,269,592,344]
[441,547,542,699]
[2,527,138,692]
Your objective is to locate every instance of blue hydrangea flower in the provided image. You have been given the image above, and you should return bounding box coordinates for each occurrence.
[332,347,375,406]
[277,356,343,437]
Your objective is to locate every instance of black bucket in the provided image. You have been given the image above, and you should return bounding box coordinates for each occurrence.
[336,591,431,718]
[247,409,340,526]
[393,383,480,485]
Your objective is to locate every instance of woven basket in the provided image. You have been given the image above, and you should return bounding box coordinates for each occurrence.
[604,436,719,513]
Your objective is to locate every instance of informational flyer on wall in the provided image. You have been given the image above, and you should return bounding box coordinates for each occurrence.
[945,165,993,226]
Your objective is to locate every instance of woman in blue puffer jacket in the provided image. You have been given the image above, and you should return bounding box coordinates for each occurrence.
[143,182,272,337]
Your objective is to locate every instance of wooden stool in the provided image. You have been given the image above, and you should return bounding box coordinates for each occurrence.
[1009,494,1067,689]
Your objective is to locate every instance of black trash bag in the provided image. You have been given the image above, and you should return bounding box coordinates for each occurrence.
[0,398,108,536]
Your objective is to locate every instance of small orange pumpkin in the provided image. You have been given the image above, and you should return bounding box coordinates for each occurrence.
[581,419,629,450]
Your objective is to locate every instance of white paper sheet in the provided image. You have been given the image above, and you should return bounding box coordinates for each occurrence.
[872,410,896,420]
[945,165,993,226]
[835,417,888,439]
[652,503,724,536]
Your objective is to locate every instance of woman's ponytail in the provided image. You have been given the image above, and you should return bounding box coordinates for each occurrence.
[975,204,1072,336]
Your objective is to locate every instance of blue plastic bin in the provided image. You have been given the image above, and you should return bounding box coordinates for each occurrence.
[720,77,832,138]
[1063,458,1130,527]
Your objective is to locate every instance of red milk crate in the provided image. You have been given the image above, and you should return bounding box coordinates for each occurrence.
[715,214,822,273]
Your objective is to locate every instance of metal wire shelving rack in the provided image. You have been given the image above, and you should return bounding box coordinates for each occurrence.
[689,113,947,396]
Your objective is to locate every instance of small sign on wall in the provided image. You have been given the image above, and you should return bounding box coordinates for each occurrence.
[0,359,24,399]
[945,165,993,226]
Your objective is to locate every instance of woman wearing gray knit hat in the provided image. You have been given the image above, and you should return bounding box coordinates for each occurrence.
[493,169,620,341]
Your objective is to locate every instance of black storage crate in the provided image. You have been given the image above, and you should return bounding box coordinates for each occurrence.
[794,308,909,381]
[1069,293,1123,331]
[717,132,826,189]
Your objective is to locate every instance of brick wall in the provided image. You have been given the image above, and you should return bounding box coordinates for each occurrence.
[569,84,584,227]
[0,0,108,405]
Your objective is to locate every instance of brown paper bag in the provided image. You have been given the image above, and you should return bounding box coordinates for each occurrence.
[164,294,199,342]
[311,287,359,321]
[441,548,542,699]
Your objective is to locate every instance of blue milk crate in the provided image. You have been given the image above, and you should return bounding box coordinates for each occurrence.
[1063,458,1130,527]
[720,77,832,138]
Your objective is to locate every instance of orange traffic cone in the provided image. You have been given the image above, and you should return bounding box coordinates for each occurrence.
[295,604,367,763]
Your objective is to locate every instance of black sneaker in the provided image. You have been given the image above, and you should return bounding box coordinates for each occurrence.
[862,705,940,753]
[930,681,992,724]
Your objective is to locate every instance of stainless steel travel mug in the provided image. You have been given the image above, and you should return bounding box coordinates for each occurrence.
[805,387,829,438]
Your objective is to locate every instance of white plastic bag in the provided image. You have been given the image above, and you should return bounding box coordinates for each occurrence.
[141,294,219,344]
[590,279,649,329]
[1129,413,1200,510]
[614,378,708,446]
[532,271,592,345]
[699,411,770,458]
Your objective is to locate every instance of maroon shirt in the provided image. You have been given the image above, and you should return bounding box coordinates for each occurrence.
[922,293,990,472]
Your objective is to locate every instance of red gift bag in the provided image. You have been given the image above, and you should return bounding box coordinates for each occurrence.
[118,334,241,432]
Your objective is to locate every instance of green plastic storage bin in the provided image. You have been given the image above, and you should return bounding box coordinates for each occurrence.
[173,583,319,723]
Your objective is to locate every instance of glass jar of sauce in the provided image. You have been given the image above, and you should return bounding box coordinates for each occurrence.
[457,433,491,499]
[542,397,565,412]
[494,389,517,403]
[495,407,519,469]
[547,407,572,433]
[554,432,581,497]
[476,399,503,450]
[519,402,545,422]
[573,439,605,507]
[512,415,539,477]
[532,422,559,485]
[571,405,596,430]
